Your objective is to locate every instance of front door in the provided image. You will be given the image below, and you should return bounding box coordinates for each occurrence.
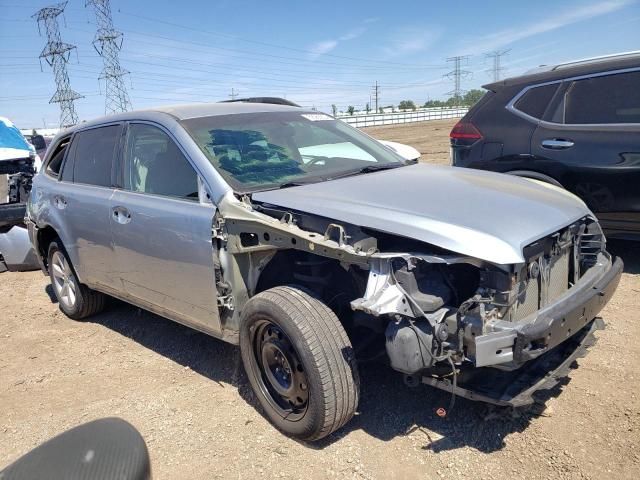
[110,122,221,334]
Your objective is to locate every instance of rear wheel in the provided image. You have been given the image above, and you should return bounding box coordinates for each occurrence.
[47,241,106,320]
[239,286,359,441]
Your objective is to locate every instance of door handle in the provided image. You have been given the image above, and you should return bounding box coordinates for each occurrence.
[53,195,67,209]
[111,206,131,224]
[541,138,574,150]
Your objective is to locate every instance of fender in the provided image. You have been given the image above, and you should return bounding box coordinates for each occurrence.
[505,170,564,188]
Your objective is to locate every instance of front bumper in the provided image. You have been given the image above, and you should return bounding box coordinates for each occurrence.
[423,317,605,407]
[473,253,623,368]
[419,253,622,407]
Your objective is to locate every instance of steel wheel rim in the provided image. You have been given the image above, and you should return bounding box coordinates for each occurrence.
[51,251,77,310]
[251,319,309,421]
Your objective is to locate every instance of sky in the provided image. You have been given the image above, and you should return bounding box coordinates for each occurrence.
[1,0,638,128]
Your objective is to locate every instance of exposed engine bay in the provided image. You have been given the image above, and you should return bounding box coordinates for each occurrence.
[210,191,621,407]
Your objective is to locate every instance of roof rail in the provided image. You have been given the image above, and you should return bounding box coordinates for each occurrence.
[523,51,640,75]
[553,50,640,70]
[219,97,301,107]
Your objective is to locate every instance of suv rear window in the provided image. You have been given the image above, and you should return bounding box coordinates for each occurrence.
[513,83,559,119]
[71,125,120,187]
[564,71,640,124]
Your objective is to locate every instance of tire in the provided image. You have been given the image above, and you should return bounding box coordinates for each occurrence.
[239,286,360,441]
[47,240,106,320]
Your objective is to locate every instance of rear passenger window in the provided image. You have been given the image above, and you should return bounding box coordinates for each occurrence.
[123,123,198,200]
[564,71,640,124]
[514,83,559,119]
[45,137,71,178]
[72,125,120,187]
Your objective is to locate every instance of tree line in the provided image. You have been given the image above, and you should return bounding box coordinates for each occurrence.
[341,89,485,115]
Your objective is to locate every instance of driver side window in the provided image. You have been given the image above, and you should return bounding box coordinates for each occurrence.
[124,123,198,201]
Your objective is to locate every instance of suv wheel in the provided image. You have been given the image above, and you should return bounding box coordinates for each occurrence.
[239,286,359,441]
[47,240,106,320]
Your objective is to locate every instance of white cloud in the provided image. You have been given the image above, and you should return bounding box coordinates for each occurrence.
[308,40,339,57]
[307,26,368,59]
[459,0,634,54]
[340,27,366,41]
[382,28,443,57]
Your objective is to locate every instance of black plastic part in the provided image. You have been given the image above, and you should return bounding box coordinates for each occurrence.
[219,97,301,107]
[0,418,150,480]
[394,265,451,312]
[0,203,27,230]
[423,317,604,407]
[385,318,435,374]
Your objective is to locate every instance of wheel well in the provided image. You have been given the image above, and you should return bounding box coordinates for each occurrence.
[506,170,564,188]
[36,225,59,268]
[255,250,364,319]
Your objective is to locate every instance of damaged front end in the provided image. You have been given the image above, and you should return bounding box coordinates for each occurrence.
[214,192,622,408]
[350,217,622,407]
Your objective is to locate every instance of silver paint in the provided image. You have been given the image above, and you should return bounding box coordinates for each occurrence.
[253,163,592,265]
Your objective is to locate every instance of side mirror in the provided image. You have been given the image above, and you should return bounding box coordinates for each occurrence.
[0,418,151,480]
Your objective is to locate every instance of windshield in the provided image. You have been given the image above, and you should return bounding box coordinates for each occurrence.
[181,111,407,192]
[0,118,31,151]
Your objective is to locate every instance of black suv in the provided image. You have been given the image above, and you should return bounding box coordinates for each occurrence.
[451,52,640,240]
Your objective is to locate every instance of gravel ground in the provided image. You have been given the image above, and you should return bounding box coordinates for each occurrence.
[1,119,639,479]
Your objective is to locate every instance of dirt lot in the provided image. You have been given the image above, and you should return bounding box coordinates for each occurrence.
[365,118,455,165]
[2,119,639,479]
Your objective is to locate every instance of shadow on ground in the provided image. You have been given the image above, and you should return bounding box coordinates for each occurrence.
[607,239,639,274]
[76,297,572,454]
[51,240,639,453]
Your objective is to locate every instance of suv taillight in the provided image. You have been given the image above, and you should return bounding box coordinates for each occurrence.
[450,121,483,146]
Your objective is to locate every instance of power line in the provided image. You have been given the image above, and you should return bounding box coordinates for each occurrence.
[485,49,510,82]
[65,23,449,72]
[445,55,471,103]
[229,87,238,100]
[86,0,132,114]
[33,2,83,128]
[116,10,447,69]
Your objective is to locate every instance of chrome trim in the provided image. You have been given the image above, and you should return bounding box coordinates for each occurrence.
[506,66,640,127]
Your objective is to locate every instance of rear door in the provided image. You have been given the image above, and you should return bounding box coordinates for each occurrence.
[110,121,221,334]
[56,123,122,289]
[530,69,640,236]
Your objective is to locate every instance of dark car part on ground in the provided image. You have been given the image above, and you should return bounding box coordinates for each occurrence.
[0,418,150,480]
[450,52,640,240]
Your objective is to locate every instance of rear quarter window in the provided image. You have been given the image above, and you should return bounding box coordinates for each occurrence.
[72,125,120,187]
[44,137,71,178]
[513,83,559,119]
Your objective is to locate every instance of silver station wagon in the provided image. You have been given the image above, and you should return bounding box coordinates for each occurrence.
[26,101,622,441]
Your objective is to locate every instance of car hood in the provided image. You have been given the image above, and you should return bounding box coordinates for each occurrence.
[252,164,592,265]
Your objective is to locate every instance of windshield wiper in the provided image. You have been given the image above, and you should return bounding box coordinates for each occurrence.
[279,179,319,189]
[329,162,406,180]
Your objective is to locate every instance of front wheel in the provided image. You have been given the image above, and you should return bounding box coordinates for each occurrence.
[239,286,359,441]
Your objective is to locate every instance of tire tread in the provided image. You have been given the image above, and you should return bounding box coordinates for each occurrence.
[255,286,359,440]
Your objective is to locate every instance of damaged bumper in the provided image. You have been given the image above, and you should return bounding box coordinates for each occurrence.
[474,254,622,368]
[423,317,605,407]
[352,250,622,407]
